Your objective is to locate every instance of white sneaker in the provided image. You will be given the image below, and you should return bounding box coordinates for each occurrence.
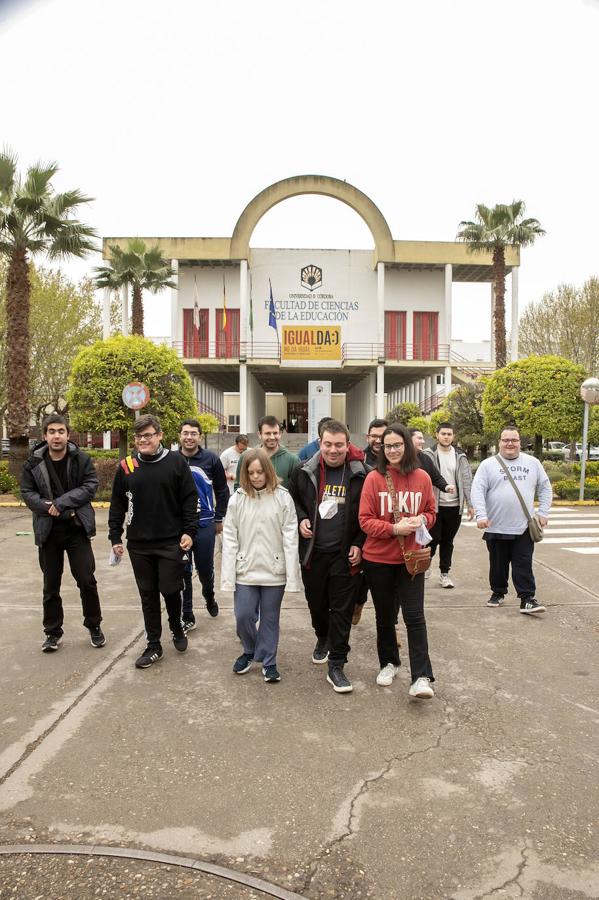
[409,677,434,699]
[376,663,399,686]
[439,573,454,589]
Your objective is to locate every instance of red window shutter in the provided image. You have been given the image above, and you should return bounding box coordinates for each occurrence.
[385,311,406,360]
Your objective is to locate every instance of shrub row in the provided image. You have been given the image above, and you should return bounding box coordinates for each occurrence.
[552,477,599,500]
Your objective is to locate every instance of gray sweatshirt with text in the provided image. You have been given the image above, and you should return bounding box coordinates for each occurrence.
[470,453,552,536]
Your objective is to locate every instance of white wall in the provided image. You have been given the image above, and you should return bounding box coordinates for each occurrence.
[345,372,375,434]
[246,371,266,430]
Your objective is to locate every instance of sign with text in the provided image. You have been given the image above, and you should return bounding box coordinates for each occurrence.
[282,326,341,361]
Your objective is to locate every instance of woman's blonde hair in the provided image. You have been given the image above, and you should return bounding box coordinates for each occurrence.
[238,448,279,495]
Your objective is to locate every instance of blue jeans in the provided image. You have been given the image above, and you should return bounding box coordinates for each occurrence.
[182,523,216,622]
[234,584,285,667]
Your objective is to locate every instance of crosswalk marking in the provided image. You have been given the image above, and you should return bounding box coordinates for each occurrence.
[565,548,599,554]
[463,508,599,551]
[542,536,599,544]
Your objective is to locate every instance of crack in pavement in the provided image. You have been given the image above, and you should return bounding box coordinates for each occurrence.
[301,693,458,897]
[468,844,528,900]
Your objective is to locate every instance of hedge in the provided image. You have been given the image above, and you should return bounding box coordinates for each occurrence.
[552,477,599,500]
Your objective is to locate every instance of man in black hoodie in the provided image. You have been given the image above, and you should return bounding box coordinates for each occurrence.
[109,414,198,669]
[21,414,104,653]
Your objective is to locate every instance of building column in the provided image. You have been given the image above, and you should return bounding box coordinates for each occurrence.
[377,262,385,350]
[376,364,385,418]
[171,259,179,349]
[120,284,129,335]
[239,259,248,351]
[444,264,452,360]
[444,365,452,398]
[511,266,519,361]
[239,364,248,433]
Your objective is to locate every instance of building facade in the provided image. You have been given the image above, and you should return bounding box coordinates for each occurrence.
[102,175,519,434]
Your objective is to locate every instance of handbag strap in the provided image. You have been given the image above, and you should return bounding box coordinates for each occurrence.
[495,454,533,525]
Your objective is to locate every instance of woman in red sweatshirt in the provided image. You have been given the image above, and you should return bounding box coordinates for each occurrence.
[359,423,437,699]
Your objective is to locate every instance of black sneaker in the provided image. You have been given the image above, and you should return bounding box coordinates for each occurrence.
[487,594,504,608]
[262,665,281,683]
[520,599,546,615]
[233,653,254,674]
[205,597,219,618]
[42,634,62,652]
[172,630,188,652]
[312,638,329,664]
[89,626,106,648]
[135,644,163,669]
[182,619,196,632]
[326,666,353,693]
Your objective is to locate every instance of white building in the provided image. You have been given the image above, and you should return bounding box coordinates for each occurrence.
[103,175,518,434]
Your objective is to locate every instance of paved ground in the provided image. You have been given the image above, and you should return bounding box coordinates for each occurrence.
[1,507,598,899]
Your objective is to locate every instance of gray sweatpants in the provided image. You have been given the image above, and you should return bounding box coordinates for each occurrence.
[234,584,285,667]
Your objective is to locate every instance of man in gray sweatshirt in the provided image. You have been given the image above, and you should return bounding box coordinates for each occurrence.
[470,426,552,614]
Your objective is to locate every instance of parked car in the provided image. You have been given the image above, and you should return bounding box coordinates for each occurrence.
[560,443,599,461]
[547,442,567,452]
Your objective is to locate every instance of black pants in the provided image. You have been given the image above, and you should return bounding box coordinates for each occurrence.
[485,530,536,599]
[38,524,102,637]
[363,559,434,683]
[128,543,186,645]
[301,550,356,665]
[429,505,462,573]
[182,522,216,621]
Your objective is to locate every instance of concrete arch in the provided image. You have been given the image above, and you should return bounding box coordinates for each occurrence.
[230,175,395,263]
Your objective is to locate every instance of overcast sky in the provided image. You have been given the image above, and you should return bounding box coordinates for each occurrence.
[2,0,598,342]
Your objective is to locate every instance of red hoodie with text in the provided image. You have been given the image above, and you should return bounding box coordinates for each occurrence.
[359,466,436,565]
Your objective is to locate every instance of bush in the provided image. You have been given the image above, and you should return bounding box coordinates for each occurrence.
[543,451,566,462]
[86,449,119,460]
[0,462,19,495]
[92,457,119,501]
[572,461,599,478]
[543,460,576,483]
[552,477,599,500]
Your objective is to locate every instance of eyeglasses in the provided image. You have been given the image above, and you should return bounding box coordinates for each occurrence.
[135,431,158,441]
[384,443,405,452]
[500,438,520,444]
[181,431,200,437]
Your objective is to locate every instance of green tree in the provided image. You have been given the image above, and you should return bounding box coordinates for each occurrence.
[67,335,198,457]
[444,382,492,457]
[406,415,432,436]
[386,401,420,425]
[0,149,96,473]
[457,201,545,369]
[482,355,586,457]
[519,278,599,375]
[94,239,175,337]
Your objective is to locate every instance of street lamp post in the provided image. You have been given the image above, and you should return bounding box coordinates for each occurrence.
[579,377,599,501]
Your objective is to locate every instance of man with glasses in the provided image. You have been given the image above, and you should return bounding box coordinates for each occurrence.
[363,418,388,468]
[109,414,198,668]
[179,418,229,629]
[471,426,551,614]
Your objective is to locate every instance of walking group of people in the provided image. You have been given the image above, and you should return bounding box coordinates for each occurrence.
[21,410,552,699]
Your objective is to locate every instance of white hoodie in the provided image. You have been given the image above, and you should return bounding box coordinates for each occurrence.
[221,486,301,591]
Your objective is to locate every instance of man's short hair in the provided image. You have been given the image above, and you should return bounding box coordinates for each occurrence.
[257,415,280,433]
[436,421,454,433]
[317,416,334,437]
[321,420,350,443]
[133,414,162,435]
[368,418,388,433]
[235,433,249,445]
[500,425,520,437]
[42,414,69,434]
[180,418,202,434]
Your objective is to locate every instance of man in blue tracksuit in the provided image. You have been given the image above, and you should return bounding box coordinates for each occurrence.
[179,419,229,629]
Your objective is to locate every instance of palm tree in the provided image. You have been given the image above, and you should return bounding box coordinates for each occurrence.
[457,201,545,369]
[94,239,176,336]
[0,149,97,474]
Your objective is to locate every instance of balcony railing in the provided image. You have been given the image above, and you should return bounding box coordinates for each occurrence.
[173,341,455,363]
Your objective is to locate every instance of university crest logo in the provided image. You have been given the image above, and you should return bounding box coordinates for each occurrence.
[301,264,322,292]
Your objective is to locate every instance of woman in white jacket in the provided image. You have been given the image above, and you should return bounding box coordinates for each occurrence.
[221,448,300,683]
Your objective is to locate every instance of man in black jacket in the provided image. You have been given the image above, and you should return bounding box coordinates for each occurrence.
[109,414,198,669]
[289,421,367,694]
[21,414,104,653]
[410,428,454,494]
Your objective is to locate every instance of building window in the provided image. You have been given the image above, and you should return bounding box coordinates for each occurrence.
[183,308,209,357]
[385,311,407,360]
[413,312,438,360]
[216,308,240,358]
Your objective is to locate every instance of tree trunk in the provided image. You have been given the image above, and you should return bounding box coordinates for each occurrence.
[492,247,507,369]
[131,283,144,336]
[6,250,31,478]
[534,434,543,458]
[118,428,129,459]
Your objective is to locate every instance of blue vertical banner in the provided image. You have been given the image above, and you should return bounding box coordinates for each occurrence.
[268,279,278,334]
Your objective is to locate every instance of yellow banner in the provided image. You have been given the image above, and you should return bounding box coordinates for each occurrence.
[282,326,341,361]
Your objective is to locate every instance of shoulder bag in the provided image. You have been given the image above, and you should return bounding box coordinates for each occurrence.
[384,472,431,578]
[495,455,544,542]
